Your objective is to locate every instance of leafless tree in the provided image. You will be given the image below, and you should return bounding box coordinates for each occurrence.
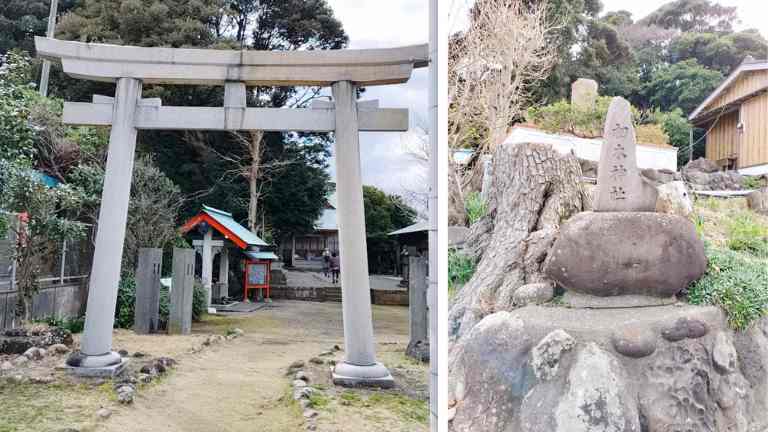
[448,0,560,223]
[400,115,430,219]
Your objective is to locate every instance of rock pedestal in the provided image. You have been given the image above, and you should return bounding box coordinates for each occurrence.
[544,211,707,307]
[450,306,768,432]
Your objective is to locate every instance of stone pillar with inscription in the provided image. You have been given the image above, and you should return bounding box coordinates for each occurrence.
[594,97,658,212]
[544,97,706,308]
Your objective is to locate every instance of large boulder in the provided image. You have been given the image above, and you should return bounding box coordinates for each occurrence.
[684,157,720,174]
[544,212,706,306]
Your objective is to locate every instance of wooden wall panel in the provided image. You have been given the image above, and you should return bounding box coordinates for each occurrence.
[705,111,739,163]
[706,70,768,112]
[741,93,768,168]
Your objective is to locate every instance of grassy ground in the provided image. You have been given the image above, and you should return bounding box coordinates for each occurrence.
[0,301,428,432]
[686,197,768,330]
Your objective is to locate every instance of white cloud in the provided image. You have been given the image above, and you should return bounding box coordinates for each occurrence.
[325,0,429,203]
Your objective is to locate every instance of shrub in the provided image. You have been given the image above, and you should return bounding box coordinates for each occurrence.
[115,274,208,329]
[726,212,768,258]
[449,249,476,297]
[39,316,85,334]
[687,246,768,330]
[464,191,487,225]
[115,275,137,329]
[743,176,765,190]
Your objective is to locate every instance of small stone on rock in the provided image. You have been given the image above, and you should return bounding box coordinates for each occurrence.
[23,347,44,361]
[30,375,55,384]
[47,344,70,355]
[12,355,29,367]
[611,325,657,358]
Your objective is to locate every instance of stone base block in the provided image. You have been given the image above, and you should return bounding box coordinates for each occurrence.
[64,356,129,378]
[563,291,677,308]
[332,361,395,388]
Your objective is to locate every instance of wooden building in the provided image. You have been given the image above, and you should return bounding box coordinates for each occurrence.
[689,57,768,175]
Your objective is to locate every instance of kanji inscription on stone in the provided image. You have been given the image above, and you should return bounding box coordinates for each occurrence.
[595,97,658,212]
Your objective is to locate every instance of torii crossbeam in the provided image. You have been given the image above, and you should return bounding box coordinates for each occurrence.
[36,37,428,387]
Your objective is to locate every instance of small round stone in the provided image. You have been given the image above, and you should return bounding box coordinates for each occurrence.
[612,325,657,358]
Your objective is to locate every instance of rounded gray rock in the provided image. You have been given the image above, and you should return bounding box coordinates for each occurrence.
[544,212,706,301]
[611,325,657,358]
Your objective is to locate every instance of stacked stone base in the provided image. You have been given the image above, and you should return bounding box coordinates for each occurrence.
[449,305,768,432]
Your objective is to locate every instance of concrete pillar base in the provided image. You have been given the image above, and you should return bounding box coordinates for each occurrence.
[332,361,394,388]
[64,351,128,377]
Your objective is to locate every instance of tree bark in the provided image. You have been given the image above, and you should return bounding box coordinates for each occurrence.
[449,142,589,342]
[247,130,264,233]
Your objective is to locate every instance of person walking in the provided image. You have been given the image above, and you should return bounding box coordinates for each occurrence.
[322,248,331,277]
[330,252,341,284]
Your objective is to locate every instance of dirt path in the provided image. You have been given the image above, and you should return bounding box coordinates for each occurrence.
[97,300,426,432]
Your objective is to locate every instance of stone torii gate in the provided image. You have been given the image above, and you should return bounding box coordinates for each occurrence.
[36,37,428,386]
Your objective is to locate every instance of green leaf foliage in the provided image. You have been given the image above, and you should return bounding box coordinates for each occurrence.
[687,246,768,330]
[363,185,417,275]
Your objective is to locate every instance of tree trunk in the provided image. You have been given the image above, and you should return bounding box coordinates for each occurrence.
[449,142,589,342]
[247,131,264,233]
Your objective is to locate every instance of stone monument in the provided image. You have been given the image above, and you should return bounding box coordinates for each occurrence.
[449,96,768,432]
[570,78,599,111]
[544,97,706,308]
[134,248,162,334]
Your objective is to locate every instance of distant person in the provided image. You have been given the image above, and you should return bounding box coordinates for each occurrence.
[322,248,331,277]
[330,252,340,284]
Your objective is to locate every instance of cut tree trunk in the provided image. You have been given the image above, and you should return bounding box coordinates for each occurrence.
[448,142,588,342]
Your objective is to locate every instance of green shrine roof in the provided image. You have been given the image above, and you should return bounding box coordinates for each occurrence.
[200,205,268,248]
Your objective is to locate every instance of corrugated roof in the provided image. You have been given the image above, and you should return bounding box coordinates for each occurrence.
[389,220,429,236]
[689,58,768,121]
[315,207,337,231]
[244,251,279,261]
[202,205,268,247]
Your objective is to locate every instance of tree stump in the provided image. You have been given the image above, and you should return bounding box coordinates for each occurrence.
[748,188,768,215]
[449,142,588,341]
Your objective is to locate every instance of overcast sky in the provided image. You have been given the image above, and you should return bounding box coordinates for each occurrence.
[450,0,768,37]
[324,0,429,208]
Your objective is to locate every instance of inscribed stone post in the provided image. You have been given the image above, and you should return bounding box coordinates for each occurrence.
[134,248,162,334]
[408,256,428,345]
[169,248,195,335]
[571,78,599,111]
[595,97,658,212]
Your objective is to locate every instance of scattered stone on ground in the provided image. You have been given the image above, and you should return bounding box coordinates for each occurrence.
[308,357,324,365]
[115,384,136,404]
[0,326,73,355]
[97,408,112,419]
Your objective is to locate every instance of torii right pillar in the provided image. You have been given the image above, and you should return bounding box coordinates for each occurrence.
[331,80,394,387]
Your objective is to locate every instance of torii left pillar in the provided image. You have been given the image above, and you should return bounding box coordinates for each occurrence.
[66,78,141,374]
